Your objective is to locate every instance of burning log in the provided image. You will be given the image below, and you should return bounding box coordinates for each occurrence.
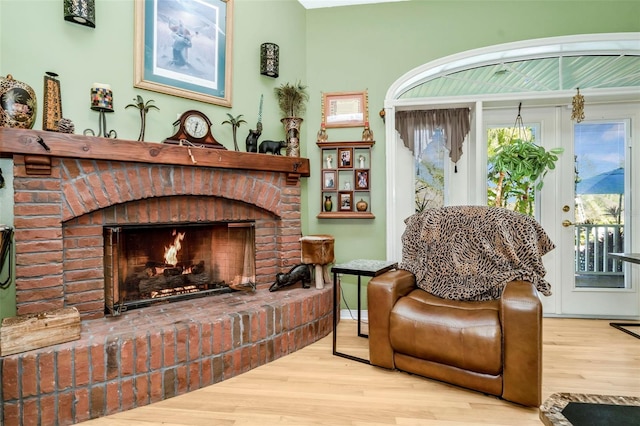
[191,261,205,275]
[163,267,183,277]
[139,274,187,295]
[137,260,212,295]
[186,271,211,286]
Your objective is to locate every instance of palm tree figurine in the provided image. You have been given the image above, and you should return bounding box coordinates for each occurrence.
[222,113,247,151]
[125,95,159,141]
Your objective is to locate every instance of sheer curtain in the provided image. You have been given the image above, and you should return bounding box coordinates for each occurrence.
[395,108,471,171]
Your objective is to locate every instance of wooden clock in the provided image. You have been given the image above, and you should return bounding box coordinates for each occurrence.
[163,110,226,149]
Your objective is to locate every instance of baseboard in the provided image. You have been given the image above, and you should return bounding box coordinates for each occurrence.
[340,309,368,321]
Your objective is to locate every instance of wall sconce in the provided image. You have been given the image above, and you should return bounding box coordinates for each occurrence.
[64,0,96,28]
[260,43,279,78]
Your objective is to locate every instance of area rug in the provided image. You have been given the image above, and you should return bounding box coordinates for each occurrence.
[540,393,640,426]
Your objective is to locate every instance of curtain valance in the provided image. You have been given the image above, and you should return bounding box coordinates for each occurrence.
[395,108,471,166]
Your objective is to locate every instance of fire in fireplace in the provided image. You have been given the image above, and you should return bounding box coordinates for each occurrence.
[104,221,255,315]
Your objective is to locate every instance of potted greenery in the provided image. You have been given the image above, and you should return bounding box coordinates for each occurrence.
[488,137,563,216]
[274,81,308,157]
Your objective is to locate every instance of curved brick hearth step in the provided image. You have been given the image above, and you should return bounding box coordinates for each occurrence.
[0,285,333,425]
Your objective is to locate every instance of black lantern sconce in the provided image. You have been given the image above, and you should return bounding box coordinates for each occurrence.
[64,0,96,28]
[260,43,279,78]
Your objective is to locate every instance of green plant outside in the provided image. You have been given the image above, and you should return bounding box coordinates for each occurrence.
[487,128,563,216]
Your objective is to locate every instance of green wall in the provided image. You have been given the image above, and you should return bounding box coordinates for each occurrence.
[0,0,638,318]
[303,0,640,307]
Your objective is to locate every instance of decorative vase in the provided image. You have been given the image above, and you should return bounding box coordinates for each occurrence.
[356,199,368,212]
[324,195,333,212]
[281,116,303,157]
[0,74,37,129]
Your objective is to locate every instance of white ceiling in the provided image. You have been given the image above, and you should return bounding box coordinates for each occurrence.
[298,0,407,9]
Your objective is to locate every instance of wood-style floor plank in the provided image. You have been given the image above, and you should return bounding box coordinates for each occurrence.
[81,318,640,425]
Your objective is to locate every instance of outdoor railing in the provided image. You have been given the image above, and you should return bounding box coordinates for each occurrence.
[574,223,624,275]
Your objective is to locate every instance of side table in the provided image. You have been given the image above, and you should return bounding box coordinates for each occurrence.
[331,259,397,364]
[607,253,640,339]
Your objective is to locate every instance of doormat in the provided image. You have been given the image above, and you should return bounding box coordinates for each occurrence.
[563,402,640,425]
[540,393,640,426]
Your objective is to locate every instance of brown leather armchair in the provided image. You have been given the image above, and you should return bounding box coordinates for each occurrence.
[368,206,551,407]
[368,271,542,406]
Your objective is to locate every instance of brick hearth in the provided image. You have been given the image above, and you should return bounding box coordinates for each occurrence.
[0,129,326,425]
[1,286,332,424]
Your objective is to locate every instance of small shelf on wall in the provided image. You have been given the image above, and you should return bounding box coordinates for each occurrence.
[317,140,375,219]
[317,211,375,219]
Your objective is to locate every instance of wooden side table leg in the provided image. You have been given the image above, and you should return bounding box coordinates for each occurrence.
[322,264,332,284]
[315,264,324,289]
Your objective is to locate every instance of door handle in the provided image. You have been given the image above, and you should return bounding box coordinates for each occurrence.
[562,220,574,227]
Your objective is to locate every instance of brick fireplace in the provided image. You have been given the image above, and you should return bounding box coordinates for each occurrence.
[0,129,332,425]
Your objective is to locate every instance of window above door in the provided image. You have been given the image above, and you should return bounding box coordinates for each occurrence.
[391,34,640,101]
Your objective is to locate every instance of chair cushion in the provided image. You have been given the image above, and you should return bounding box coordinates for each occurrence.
[389,289,502,375]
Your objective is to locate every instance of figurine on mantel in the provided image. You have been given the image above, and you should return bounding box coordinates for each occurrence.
[245,94,263,152]
[221,113,247,151]
[57,118,75,134]
[125,95,159,141]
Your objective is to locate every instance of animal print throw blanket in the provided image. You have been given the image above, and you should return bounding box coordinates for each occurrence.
[399,206,555,301]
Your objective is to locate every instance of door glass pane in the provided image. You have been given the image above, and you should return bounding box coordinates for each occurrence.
[415,128,445,212]
[574,122,626,289]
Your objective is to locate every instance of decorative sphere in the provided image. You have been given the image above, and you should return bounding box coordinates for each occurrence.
[0,74,37,129]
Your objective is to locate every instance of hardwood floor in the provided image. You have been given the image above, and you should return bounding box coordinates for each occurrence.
[82,318,640,425]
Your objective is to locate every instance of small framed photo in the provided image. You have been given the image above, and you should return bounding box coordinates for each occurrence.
[339,191,353,212]
[323,91,367,128]
[355,169,369,190]
[338,147,353,168]
[323,170,336,190]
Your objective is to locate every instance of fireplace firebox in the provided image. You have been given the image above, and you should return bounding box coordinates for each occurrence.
[104,221,255,315]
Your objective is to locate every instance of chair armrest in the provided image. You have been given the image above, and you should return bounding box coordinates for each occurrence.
[368,269,416,369]
[500,280,542,407]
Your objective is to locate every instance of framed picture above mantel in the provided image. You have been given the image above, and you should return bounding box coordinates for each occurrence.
[322,91,367,128]
[133,0,233,107]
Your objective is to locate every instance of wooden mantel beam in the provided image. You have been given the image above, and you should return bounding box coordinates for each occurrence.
[0,128,310,179]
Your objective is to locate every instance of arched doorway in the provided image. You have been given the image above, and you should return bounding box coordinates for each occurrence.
[383,33,640,317]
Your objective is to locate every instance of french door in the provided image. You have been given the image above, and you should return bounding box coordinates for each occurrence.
[485,104,640,318]
[557,103,639,317]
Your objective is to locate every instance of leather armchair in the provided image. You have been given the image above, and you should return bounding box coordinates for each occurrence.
[368,269,542,407]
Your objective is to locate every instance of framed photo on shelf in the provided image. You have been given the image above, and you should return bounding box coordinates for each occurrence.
[338,147,353,168]
[323,91,367,128]
[339,191,353,212]
[323,170,336,190]
[355,169,369,190]
[134,0,233,107]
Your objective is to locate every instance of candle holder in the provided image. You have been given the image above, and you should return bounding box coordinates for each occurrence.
[83,83,117,138]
